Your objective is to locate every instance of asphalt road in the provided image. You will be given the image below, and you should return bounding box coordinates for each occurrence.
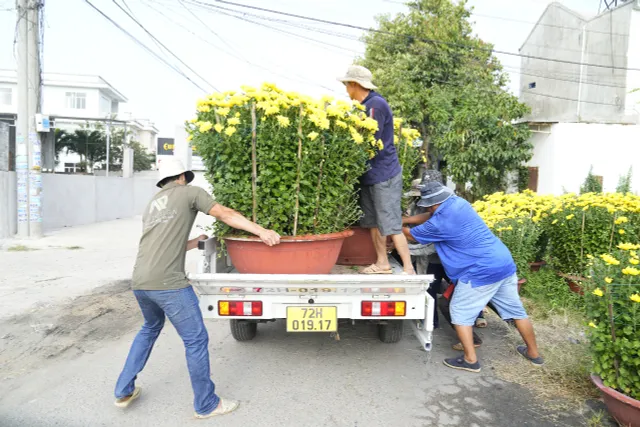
[0,311,591,427]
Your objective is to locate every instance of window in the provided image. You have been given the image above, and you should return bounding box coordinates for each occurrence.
[0,88,11,106]
[64,162,78,173]
[65,92,86,109]
[527,167,539,192]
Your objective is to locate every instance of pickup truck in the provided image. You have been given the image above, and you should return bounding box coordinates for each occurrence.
[190,238,436,351]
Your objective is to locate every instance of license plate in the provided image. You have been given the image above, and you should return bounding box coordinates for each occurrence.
[286,306,337,332]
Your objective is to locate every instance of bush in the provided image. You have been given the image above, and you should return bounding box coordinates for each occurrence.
[520,268,583,313]
[580,166,602,194]
[189,83,421,239]
[585,246,640,400]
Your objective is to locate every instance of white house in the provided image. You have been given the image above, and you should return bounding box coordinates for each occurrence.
[0,71,158,173]
[519,1,640,194]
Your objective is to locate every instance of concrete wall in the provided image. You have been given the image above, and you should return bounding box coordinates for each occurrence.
[520,1,640,124]
[41,174,157,232]
[0,171,16,238]
[527,122,640,195]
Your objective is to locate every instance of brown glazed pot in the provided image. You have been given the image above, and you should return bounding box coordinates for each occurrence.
[336,226,377,266]
[529,261,547,272]
[591,374,640,427]
[225,230,354,274]
[558,273,585,295]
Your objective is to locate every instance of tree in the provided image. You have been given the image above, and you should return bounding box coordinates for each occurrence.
[359,0,532,200]
[580,166,603,194]
[130,141,155,172]
[616,167,632,194]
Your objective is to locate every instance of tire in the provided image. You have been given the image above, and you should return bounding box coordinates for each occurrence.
[378,320,404,343]
[229,320,257,341]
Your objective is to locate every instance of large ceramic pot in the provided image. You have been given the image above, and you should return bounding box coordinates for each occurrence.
[336,226,377,266]
[591,374,640,427]
[225,230,354,274]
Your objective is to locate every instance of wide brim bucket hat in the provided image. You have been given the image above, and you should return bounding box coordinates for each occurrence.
[156,156,194,188]
[417,181,454,208]
[337,65,378,90]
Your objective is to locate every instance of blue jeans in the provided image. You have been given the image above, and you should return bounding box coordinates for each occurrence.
[114,286,219,415]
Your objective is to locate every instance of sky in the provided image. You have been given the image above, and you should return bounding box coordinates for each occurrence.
[0,0,604,137]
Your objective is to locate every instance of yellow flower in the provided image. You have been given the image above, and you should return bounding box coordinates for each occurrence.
[622,267,640,276]
[350,128,364,144]
[631,251,638,257]
[619,229,626,235]
[566,214,575,220]
[265,105,279,116]
[552,219,559,225]
[618,243,640,251]
[422,156,427,163]
[588,321,597,328]
[227,117,240,126]
[605,277,613,284]
[189,118,197,124]
[214,124,224,133]
[592,288,604,297]
[615,216,629,225]
[307,131,319,141]
[199,121,213,133]
[224,126,237,136]
[600,254,621,266]
[630,294,640,303]
[216,107,230,117]
[377,139,384,150]
[197,105,211,113]
[276,115,290,128]
[335,120,347,129]
[630,258,640,265]
[186,134,193,142]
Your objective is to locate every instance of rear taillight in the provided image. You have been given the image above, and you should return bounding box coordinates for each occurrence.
[218,301,263,316]
[361,301,406,316]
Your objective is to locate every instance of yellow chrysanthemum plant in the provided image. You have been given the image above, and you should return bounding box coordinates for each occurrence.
[187,83,421,239]
[473,191,640,276]
[585,244,640,400]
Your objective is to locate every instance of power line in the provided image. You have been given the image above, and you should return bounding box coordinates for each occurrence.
[84,0,210,92]
[521,90,622,106]
[143,0,343,94]
[183,0,634,92]
[111,0,219,92]
[192,0,640,72]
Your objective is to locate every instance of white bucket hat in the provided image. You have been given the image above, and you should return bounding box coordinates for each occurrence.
[338,65,377,90]
[156,157,194,188]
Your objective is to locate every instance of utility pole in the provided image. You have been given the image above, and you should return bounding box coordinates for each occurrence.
[16,0,43,237]
[16,0,29,237]
[27,0,43,237]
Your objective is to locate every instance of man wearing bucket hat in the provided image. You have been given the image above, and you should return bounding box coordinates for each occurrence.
[114,157,280,418]
[339,65,415,275]
[404,181,544,373]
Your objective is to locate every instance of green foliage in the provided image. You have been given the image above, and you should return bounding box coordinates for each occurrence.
[493,216,541,276]
[131,141,155,172]
[585,249,640,400]
[520,268,584,312]
[616,167,632,194]
[580,166,603,194]
[359,0,533,200]
[517,166,530,193]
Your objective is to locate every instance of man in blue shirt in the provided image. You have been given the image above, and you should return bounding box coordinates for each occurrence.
[339,65,414,275]
[405,182,543,373]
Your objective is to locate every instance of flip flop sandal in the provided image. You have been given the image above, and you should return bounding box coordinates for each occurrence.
[361,264,393,275]
[114,387,141,408]
[195,398,240,419]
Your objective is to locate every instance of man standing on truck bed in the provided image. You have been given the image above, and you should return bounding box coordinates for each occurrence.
[113,157,280,418]
[404,181,544,373]
[339,65,415,275]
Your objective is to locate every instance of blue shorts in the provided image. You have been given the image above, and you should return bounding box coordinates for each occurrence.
[450,273,528,326]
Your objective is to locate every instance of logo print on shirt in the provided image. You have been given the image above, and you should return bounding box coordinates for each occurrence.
[149,195,168,213]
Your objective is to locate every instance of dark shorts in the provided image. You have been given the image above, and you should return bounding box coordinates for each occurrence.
[360,172,403,236]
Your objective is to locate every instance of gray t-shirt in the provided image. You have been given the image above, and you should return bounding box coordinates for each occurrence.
[132,182,216,291]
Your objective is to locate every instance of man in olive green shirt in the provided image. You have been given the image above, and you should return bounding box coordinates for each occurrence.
[114,157,280,419]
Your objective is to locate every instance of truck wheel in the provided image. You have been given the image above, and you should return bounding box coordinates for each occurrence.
[230,320,257,341]
[378,321,404,343]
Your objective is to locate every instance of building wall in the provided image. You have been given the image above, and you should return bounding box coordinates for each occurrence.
[520,2,640,124]
[528,122,640,195]
[41,174,157,232]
